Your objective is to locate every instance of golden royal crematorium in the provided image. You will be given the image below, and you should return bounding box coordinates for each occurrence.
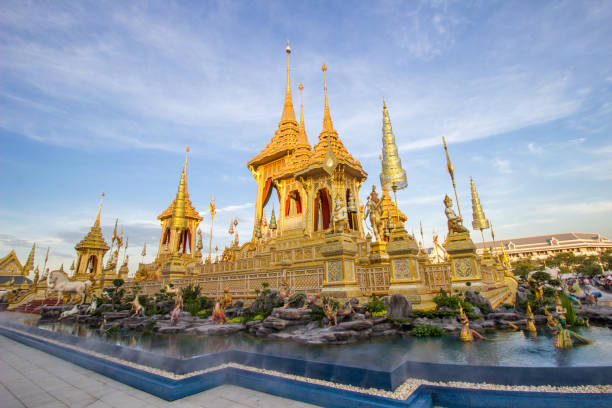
[127,44,518,310]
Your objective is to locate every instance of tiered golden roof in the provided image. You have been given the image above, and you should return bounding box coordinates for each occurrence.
[380,185,407,224]
[248,42,302,169]
[76,193,110,251]
[291,82,313,171]
[380,100,407,190]
[158,148,202,223]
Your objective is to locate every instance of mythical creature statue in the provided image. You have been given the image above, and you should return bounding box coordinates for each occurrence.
[210,300,226,324]
[545,303,593,349]
[364,186,384,241]
[280,280,307,308]
[222,287,233,308]
[47,270,92,305]
[130,295,143,317]
[459,304,487,341]
[332,197,348,233]
[58,305,79,321]
[525,303,537,333]
[444,195,469,235]
[322,296,338,326]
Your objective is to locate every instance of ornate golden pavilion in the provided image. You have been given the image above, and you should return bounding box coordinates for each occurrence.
[127,44,517,309]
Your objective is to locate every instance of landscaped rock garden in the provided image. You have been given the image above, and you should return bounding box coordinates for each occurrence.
[38,277,612,345]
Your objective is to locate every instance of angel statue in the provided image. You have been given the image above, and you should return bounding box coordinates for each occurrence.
[444,195,468,235]
[364,186,384,241]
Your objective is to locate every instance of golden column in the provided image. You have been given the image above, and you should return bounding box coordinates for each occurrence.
[207,195,216,264]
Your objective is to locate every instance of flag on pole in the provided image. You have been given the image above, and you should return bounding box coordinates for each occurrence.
[112,219,118,243]
[442,136,454,180]
[141,242,146,257]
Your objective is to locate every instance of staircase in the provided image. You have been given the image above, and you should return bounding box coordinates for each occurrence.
[9,298,63,314]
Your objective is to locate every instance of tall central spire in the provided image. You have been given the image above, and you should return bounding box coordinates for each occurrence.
[280,41,297,124]
[321,61,334,134]
[172,147,189,230]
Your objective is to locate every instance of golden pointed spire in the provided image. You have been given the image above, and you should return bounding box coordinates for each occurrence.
[95,192,105,227]
[380,99,407,191]
[470,177,490,246]
[296,82,309,145]
[321,61,334,134]
[171,147,189,230]
[23,242,35,274]
[76,194,109,251]
[442,136,462,219]
[280,41,297,124]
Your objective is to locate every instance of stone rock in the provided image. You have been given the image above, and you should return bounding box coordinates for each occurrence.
[234,300,244,308]
[577,305,612,326]
[464,290,492,311]
[372,322,393,332]
[481,320,496,328]
[349,297,359,305]
[154,322,190,333]
[371,329,398,337]
[486,312,522,321]
[352,313,366,320]
[102,311,131,321]
[388,294,412,319]
[272,307,311,321]
[189,323,244,336]
[248,291,282,314]
[333,319,373,331]
[305,321,320,331]
[224,307,242,320]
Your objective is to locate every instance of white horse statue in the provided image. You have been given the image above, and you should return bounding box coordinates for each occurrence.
[47,270,91,305]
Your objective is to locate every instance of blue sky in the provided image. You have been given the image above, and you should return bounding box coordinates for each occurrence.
[1,0,611,276]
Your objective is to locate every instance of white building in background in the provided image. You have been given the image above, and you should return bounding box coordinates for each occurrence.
[475,233,612,261]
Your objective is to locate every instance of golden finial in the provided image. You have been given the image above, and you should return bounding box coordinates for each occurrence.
[95,191,105,227]
[470,177,489,246]
[185,146,189,168]
[297,82,309,147]
[280,41,296,124]
[321,61,334,134]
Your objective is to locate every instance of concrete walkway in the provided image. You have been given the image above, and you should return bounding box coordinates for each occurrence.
[0,335,319,408]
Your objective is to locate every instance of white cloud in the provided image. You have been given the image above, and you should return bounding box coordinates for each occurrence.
[493,158,512,174]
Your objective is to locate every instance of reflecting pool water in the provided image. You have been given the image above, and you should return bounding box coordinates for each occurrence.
[7,313,612,370]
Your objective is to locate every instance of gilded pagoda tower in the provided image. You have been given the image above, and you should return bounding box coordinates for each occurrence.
[74,193,110,283]
[156,148,203,279]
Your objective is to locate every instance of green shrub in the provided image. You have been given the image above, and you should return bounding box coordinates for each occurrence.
[145,305,159,316]
[227,317,243,324]
[561,294,576,326]
[197,309,211,318]
[411,324,445,337]
[465,281,472,286]
[184,300,201,316]
[367,295,386,314]
[309,305,325,324]
[181,284,202,303]
[371,310,387,317]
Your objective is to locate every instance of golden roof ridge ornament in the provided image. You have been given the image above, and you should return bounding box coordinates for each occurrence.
[470,176,490,246]
[380,100,407,224]
[297,82,310,147]
[280,41,297,124]
[321,61,335,136]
